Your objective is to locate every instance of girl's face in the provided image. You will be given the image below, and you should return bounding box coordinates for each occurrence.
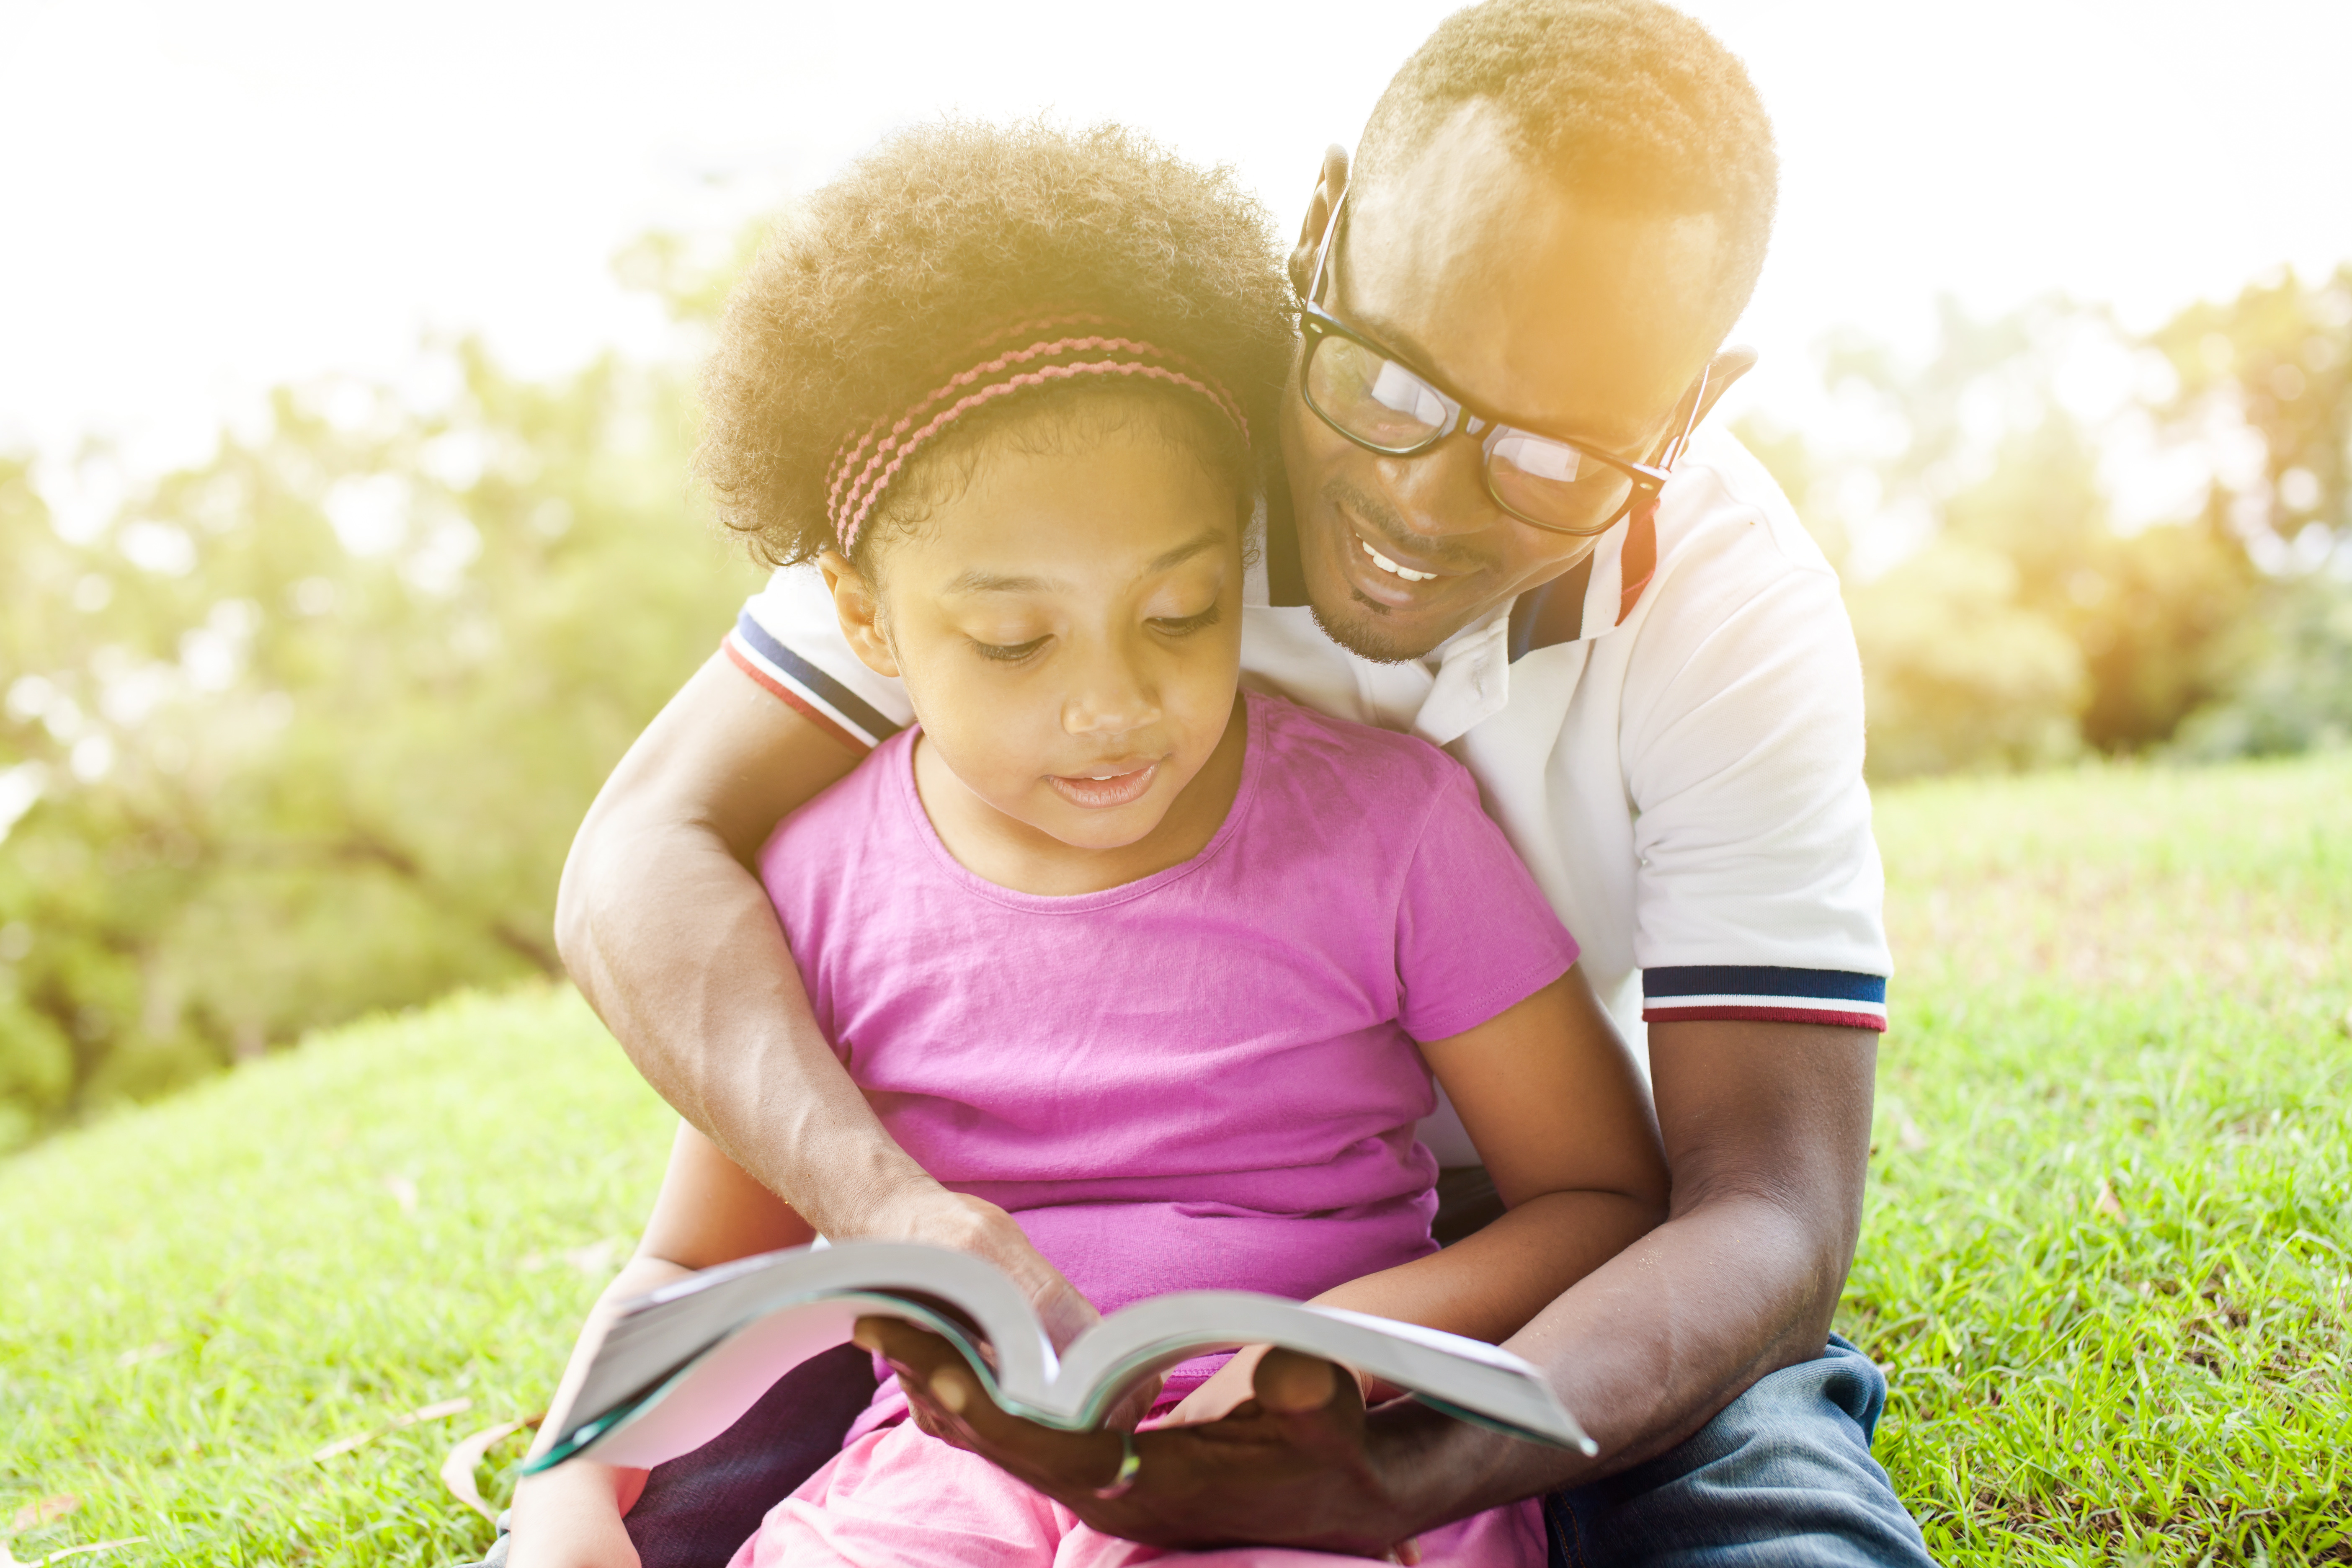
[826,422,1245,855]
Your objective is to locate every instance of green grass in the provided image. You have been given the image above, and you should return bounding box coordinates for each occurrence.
[4,754,2349,1565]
[1853,756,2352,1563]
[0,985,672,1565]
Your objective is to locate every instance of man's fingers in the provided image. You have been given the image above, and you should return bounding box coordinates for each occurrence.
[929,1363,974,1415]
[854,1315,1120,1485]
[856,1315,959,1377]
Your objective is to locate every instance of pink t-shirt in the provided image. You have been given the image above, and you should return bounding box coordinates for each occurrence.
[759,690,1578,1320]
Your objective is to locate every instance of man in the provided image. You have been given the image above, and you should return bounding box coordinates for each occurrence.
[552,1,1933,1560]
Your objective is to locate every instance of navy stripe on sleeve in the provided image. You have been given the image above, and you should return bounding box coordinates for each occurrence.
[732,611,903,745]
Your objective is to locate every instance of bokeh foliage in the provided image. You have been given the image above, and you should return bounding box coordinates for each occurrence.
[3,250,2348,1145]
[1746,264,2352,779]
[0,344,758,1149]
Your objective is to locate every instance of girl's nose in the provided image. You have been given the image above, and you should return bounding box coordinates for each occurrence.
[1061,656,1162,739]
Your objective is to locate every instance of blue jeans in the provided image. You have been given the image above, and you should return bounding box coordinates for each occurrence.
[1544,1335,1934,1567]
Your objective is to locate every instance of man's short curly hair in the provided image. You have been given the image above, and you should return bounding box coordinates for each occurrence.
[1359,0,1778,335]
[697,120,1298,569]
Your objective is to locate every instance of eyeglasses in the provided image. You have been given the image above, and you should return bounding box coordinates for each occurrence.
[1296,189,1710,537]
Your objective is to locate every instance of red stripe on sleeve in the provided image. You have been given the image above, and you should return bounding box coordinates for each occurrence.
[724,639,872,757]
[1643,1004,1888,1033]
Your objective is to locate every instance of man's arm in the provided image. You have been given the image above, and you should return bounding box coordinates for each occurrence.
[862,1013,1874,1555]
[554,650,1099,1344]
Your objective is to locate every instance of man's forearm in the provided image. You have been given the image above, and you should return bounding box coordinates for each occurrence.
[553,653,928,1235]
[1374,1019,1876,1526]
[553,657,1102,1344]
[1374,1182,1851,1524]
[559,809,932,1234]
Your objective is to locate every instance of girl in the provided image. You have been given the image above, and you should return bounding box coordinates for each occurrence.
[512,121,1667,1568]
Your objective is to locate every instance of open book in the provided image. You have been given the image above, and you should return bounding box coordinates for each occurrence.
[528,1240,1594,1472]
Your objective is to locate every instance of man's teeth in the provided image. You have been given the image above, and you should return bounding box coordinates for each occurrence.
[1361,540,1437,583]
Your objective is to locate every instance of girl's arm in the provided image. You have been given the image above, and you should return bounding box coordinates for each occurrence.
[506,1121,818,1568]
[1169,965,1668,1420]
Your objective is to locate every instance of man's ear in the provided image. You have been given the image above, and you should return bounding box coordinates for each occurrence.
[819,549,900,679]
[1287,144,1351,302]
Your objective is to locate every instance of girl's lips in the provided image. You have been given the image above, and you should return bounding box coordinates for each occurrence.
[1046,763,1159,810]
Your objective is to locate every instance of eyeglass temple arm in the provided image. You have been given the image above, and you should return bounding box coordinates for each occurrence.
[1304,186,1347,307]
[1661,346,1759,471]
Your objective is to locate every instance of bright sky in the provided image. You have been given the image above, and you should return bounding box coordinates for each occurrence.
[4,0,2347,511]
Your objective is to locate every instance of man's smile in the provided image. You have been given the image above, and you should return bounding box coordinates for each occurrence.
[1357,536,1450,584]
[1324,487,1500,620]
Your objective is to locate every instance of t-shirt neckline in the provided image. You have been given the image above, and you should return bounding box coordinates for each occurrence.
[888,689,1270,913]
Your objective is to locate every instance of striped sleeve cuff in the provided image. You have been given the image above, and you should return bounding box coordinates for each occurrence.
[1642,966,1887,1032]
[723,611,905,754]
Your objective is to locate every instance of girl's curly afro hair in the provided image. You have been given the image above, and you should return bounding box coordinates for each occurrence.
[696,119,1300,569]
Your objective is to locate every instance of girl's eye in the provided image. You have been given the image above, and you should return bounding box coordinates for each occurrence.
[1150,604,1222,637]
[972,636,1048,664]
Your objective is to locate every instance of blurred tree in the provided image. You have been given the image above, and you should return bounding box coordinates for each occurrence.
[2146,265,2352,754]
[1843,540,2087,779]
[1795,295,2274,775]
[2151,265,2351,546]
[0,344,759,1147]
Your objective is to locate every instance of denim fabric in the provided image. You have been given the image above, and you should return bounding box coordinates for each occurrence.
[1544,1336,1934,1567]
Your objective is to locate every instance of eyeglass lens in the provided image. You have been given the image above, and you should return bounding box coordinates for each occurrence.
[1304,332,1633,531]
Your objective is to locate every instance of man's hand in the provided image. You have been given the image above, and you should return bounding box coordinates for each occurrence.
[855,1317,1441,1560]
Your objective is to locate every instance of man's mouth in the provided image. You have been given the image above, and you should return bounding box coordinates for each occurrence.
[1045,763,1159,810]
[1340,513,1476,610]
[1359,537,1444,583]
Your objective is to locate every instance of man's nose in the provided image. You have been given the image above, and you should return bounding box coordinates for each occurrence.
[1371,431,1502,542]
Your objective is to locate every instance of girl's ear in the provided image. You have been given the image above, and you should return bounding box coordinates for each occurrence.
[819,550,900,678]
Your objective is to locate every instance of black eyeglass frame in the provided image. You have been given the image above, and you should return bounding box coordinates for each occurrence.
[1296,187,1712,538]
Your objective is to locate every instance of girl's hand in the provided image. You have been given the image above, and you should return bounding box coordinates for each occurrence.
[864,1186,1099,1352]
[1159,1346,1380,1428]
[504,1463,642,1568]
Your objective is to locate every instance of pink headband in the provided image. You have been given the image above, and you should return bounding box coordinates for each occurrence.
[825,314,1250,554]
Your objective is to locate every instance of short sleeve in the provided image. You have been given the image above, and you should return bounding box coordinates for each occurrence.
[724,567,916,752]
[1618,438,1891,1031]
[1393,758,1581,1042]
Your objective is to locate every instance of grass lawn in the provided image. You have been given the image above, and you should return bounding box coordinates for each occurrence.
[3,754,2349,1565]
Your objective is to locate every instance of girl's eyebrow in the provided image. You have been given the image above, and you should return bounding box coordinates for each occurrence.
[1142,528,1226,576]
[942,530,1228,596]
[945,568,1056,596]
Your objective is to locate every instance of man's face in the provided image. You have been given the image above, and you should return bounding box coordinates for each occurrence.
[1282,102,1732,661]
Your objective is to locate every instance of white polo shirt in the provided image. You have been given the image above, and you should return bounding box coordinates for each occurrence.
[723,425,1890,1154]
